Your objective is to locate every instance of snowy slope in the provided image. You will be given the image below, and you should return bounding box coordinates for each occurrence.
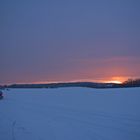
[0,87,140,140]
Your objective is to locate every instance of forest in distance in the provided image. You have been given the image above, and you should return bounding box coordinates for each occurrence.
[1,79,140,89]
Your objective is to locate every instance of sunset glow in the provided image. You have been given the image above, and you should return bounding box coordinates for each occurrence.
[104,80,122,84]
[0,0,140,85]
[102,77,127,84]
[25,77,126,84]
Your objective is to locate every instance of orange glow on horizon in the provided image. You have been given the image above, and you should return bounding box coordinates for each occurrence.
[101,76,128,84]
[25,76,127,84]
[9,76,129,85]
[104,80,122,84]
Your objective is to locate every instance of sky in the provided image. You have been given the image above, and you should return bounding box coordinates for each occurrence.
[0,0,140,84]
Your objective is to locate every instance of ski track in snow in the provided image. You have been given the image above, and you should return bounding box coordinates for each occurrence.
[0,87,140,140]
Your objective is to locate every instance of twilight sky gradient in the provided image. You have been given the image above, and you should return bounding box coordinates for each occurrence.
[0,0,140,84]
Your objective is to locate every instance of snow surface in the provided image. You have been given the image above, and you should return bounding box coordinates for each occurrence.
[0,87,140,140]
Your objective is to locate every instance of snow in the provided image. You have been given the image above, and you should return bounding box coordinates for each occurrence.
[0,87,140,140]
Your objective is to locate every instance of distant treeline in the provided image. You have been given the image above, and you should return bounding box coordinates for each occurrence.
[122,79,140,87]
[0,79,140,89]
[0,82,118,89]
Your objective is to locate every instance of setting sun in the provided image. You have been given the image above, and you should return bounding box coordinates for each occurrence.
[105,80,122,84]
[102,76,127,84]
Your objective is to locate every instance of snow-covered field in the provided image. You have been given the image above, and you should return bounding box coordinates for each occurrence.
[0,87,140,140]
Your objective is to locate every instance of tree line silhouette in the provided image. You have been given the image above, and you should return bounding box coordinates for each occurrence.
[122,79,140,87]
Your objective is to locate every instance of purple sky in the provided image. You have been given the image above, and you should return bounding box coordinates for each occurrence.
[0,0,140,84]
